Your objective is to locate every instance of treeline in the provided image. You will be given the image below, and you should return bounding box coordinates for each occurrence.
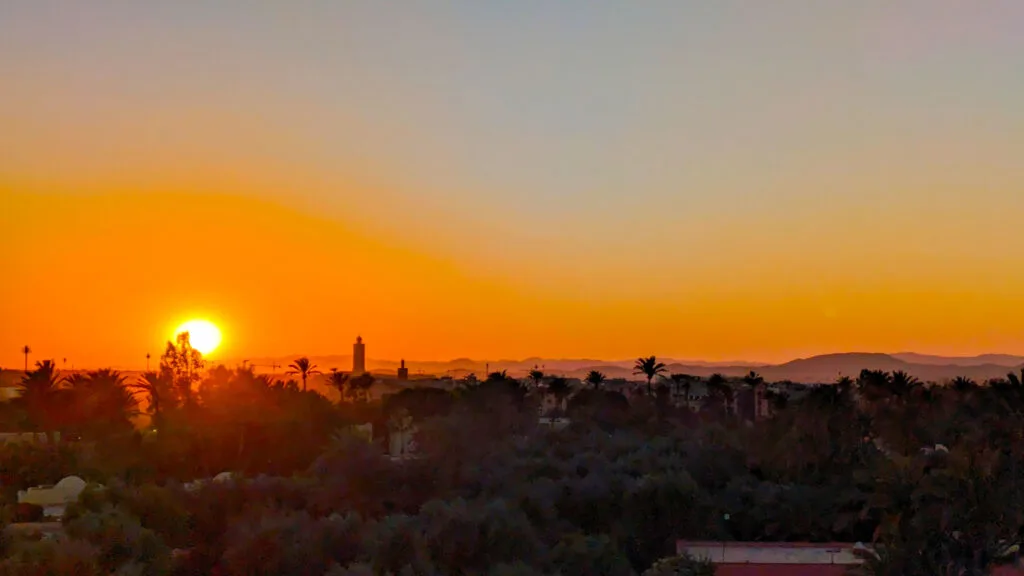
[3,347,1024,574]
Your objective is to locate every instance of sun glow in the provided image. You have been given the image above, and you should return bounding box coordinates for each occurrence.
[174,320,222,355]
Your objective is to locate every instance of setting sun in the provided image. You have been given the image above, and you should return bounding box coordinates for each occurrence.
[174,320,222,355]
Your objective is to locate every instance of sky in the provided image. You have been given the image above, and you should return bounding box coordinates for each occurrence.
[2,1,1024,369]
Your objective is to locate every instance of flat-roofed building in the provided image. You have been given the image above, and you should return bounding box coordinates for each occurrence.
[676,541,1024,576]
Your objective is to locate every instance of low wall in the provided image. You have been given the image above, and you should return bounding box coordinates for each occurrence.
[677,541,1024,576]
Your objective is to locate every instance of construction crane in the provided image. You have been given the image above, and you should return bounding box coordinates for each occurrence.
[240,360,282,374]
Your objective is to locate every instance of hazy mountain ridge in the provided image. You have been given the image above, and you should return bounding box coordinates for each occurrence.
[891,352,1024,367]
[6,353,1019,387]
[226,352,1023,384]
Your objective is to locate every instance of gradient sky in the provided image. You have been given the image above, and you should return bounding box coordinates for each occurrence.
[3,1,1024,368]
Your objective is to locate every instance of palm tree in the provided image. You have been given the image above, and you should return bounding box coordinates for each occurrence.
[951,376,976,393]
[528,369,545,390]
[21,345,31,372]
[996,369,1024,414]
[82,369,139,436]
[350,372,375,402]
[669,373,694,407]
[584,370,607,390]
[327,369,352,402]
[546,376,572,421]
[633,356,668,396]
[17,360,64,442]
[486,370,510,383]
[742,371,765,387]
[706,373,733,414]
[286,357,321,392]
[130,371,175,430]
[890,370,920,398]
[1008,369,1024,389]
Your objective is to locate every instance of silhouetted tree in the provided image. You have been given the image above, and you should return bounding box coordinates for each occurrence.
[951,376,976,394]
[78,369,138,439]
[743,371,765,387]
[585,370,607,390]
[131,371,175,430]
[327,369,352,403]
[16,360,64,442]
[486,370,510,383]
[161,332,204,407]
[669,374,695,408]
[546,376,572,421]
[21,345,31,372]
[705,373,733,415]
[349,373,375,402]
[890,370,920,398]
[287,357,321,392]
[634,356,668,396]
[528,369,545,390]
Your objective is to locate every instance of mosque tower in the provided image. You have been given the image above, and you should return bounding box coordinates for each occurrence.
[397,359,409,381]
[352,336,366,376]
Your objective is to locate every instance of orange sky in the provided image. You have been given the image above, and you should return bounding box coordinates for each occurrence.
[3,189,1023,369]
[2,3,1024,368]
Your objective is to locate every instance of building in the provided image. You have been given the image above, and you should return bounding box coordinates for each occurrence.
[353,336,366,376]
[676,541,1024,576]
[0,432,60,445]
[18,476,87,519]
[397,359,409,381]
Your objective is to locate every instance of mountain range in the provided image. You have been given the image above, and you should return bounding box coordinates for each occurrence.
[230,352,1024,385]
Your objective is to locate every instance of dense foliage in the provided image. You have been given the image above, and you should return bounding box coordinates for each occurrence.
[3,354,1024,575]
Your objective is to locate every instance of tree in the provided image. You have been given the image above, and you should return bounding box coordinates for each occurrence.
[642,554,716,576]
[349,373,375,403]
[1008,369,1024,389]
[705,373,733,415]
[634,356,668,396]
[486,370,510,383]
[546,376,572,421]
[327,369,352,403]
[528,369,545,390]
[21,345,31,372]
[858,369,893,403]
[287,357,321,392]
[161,332,204,407]
[77,369,139,439]
[16,360,65,442]
[585,370,607,390]
[890,370,920,398]
[669,374,694,408]
[131,371,176,430]
[742,371,764,388]
[951,376,976,394]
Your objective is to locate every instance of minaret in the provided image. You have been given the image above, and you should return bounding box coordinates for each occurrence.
[397,359,409,381]
[353,336,366,376]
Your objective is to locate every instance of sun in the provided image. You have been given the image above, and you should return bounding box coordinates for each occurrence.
[174,320,222,355]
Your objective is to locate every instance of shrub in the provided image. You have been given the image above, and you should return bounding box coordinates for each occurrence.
[641,554,715,576]
[11,503,44,523]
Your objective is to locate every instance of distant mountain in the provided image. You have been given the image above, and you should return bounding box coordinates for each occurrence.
[892,352,1024,367]
[222,352,1024,385]
[757,353,1023,384]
